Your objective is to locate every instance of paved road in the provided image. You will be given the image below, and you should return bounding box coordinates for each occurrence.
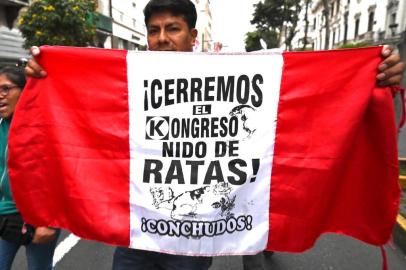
[11,231,406,270]
[9,116,406,270]
[11,104,406,270]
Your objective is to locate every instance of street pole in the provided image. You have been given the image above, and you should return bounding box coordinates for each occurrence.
[109,0,114,49]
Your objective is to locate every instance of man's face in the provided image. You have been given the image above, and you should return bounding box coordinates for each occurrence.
[146,11,197,52]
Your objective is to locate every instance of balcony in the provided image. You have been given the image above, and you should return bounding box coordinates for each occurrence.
[95,12,113,33]
[87,12,113,33]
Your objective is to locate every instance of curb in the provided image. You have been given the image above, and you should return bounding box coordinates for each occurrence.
[394,214,406,254]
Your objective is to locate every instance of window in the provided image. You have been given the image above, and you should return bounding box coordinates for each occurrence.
[354,18,360,38]
[391,13,397,24]
[343,12,348,43]
[336,0,340,14]
[389,13,398,36]
[337,26,340,43]
[118,39,124,49]
[368,11,374,31]
[313,18,316,30]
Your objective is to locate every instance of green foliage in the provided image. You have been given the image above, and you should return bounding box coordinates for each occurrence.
[247,0,301,50]
[18,0,97,49]
[245,31,263,52]
[245,29,278,52]
[250,0,283,30]
[337,42,371,49]
[251,0,300,31]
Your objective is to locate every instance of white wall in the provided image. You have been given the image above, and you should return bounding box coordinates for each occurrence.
[97,0,110,16]
[111,0,147,48]
[291,0,406,51]
[194,0,213,52]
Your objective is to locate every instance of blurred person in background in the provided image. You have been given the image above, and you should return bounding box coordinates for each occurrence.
[0,65,60,270]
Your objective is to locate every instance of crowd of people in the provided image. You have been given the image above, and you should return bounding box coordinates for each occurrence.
[0,0,405,269]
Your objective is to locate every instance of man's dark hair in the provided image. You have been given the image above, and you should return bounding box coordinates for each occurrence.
[0,66,26,89]
[144,0,197,29]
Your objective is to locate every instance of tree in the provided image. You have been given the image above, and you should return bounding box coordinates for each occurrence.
[247,0,302,51]
[245,29,279,52]
[283,0,301,50]
[18,0,97,49]
[245,31,263,52]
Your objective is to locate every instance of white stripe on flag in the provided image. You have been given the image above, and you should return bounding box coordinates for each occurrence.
[127,52,284,255]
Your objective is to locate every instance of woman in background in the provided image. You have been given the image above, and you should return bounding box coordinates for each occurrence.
[0,65,59,270]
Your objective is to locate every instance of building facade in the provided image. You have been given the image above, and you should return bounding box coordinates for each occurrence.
[289,0,406,51]
[0,0,213,64]
[0,0,29,65]
[194,0,213,52]
[94,0,113,48]
[111,0,147,50]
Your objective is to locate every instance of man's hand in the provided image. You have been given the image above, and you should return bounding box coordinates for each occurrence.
[32,226,57,244]
[377,45,405,86]
[24,46,47,78]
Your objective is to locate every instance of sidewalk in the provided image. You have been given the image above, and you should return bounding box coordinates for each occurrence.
[394,187,406,254]
[395,159,406,254]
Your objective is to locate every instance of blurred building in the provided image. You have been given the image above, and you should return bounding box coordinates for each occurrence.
[0,0,29,65]
[194,0,213,52]
[94,0,113,48]
[99,0,214,51]
[0,0,214,64]
[110,0,147,50]
[288,0,406,50]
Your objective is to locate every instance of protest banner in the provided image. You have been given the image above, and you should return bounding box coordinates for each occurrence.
[8,46,400,255]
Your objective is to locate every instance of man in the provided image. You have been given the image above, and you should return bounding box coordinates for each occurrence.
[23,0,405,270]
[108,2,210,269]
[0,66,60,270]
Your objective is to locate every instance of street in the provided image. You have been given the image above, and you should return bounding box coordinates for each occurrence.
[9,102,406,270]
[9,92,406,270]
[11,230,406,270]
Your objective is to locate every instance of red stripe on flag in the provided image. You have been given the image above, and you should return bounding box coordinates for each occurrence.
[8,46,131,246]
[268,47,400,252]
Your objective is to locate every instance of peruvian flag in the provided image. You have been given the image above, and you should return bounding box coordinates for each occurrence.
[8,46,400,256]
